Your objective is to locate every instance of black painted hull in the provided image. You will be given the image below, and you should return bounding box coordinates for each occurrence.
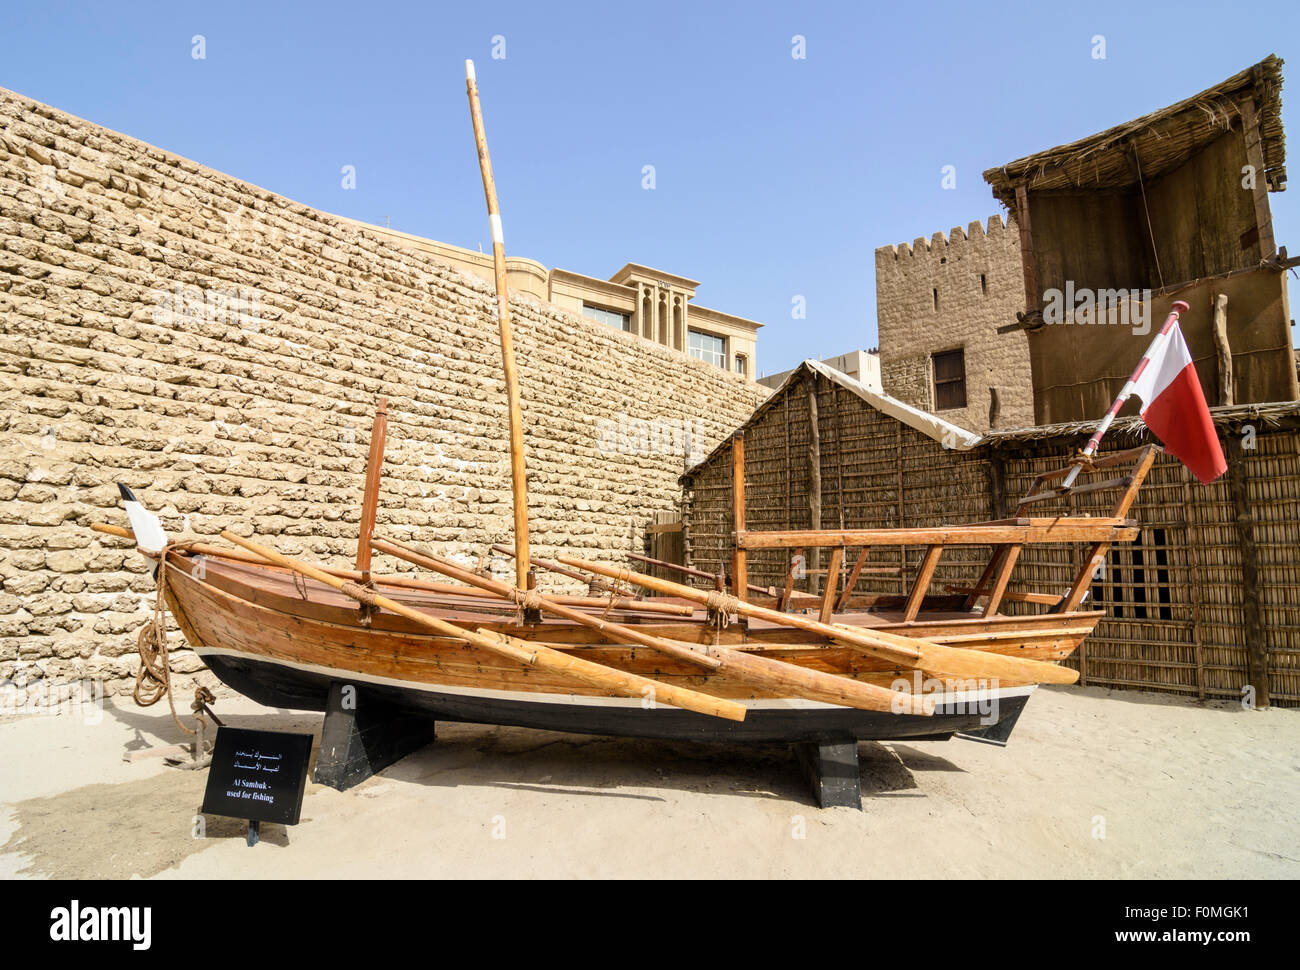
[203,651,1031,745]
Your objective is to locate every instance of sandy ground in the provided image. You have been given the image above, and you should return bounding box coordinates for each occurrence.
[1,685,1296,879]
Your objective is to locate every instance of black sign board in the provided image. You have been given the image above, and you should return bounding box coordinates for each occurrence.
[201,727,313,826]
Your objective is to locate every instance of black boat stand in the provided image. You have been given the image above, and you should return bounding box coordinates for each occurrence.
[314,682,438,791]
[793,740,862,810]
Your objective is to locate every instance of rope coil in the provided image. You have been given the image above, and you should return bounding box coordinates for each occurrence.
[133,542,207,737]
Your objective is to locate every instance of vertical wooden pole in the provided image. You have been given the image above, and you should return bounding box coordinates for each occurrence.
[731,431,748,600]
[1226,433,1270,707]
[466,60,530,590]
[355,397,389,579]
[1212,293,1232,406]
[805,372,822,596]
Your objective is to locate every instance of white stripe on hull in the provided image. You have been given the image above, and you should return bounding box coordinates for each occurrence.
[194,645,1037,712]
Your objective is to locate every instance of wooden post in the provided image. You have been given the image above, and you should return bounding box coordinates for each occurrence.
[466,60,530,590]
[1212,292,1232,406]
[1014,184,1039,318]
[818,547,843,624]
[731,432,748,600]
[1226,433,1270,707]
[805,371,822,595]
[778,547,802,612]
[355,397,389,579]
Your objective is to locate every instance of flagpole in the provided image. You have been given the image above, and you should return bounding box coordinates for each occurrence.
[1060,299,1190,490]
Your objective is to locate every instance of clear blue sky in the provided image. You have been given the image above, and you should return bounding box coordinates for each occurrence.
[3,1,1296,375]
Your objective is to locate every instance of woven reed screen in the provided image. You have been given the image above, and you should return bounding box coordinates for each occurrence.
[682,371,1299,707]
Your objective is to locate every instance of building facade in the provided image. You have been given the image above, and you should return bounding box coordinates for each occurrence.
[758,349,881,391]
[874,215,1035,432]
[346,222,762,380]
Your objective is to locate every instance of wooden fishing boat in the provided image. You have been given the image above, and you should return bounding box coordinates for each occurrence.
[92,61,1170,764]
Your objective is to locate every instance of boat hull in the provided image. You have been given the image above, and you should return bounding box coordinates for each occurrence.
[198,646,1033,744]
[162,550,1089,745]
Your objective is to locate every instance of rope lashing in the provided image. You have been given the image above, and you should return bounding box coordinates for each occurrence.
[506,586,545,622]
[704,590,742,630]
[339,580,380,607]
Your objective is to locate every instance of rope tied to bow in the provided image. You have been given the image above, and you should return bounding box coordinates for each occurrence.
[133,541,207,737]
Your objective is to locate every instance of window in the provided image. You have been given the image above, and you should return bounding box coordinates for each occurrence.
[734,354,747,376]
[933,288,939,311]
[582,304,630,331]
[980,274,988,296]
[932,348,966,410]
[688,329,726,368]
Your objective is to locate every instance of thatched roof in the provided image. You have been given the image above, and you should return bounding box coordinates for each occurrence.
[682,359,982,482]
[984,55,1285,207]
[980,400,1300,449]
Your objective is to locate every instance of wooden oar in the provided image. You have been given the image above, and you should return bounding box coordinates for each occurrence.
[559,556,1080,686]
[218,531,746,722]
[371,536,933,715]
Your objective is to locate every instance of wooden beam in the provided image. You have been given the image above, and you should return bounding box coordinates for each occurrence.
[903,545,943,622]
[1239,96,1277,258]
[737,520,1141,549]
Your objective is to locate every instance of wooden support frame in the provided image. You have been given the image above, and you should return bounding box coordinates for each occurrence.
[1053,445,1159,614]
[836,547,870,612]
[983,544,1022,616]
[903,545,943,622]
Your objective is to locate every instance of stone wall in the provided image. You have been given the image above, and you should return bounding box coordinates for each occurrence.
[0,85,768,703]
[875,215,1033,432]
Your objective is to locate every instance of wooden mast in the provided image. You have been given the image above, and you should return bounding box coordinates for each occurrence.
[466,59,530,590]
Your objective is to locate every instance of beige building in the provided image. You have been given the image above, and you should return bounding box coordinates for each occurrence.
[874,215,1034,432]
[759,349,881,391]
[345,221,762,380]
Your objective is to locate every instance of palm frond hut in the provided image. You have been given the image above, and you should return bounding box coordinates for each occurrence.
[982,54,1297,425]
[681,361,1300,708]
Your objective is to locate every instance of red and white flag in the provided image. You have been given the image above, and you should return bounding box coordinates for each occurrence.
[1131,322,1227,484]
